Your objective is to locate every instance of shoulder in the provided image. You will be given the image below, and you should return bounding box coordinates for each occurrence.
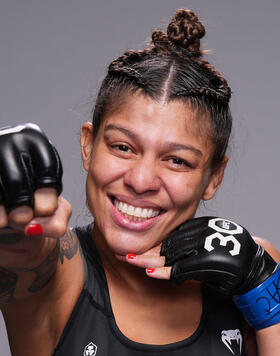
[253,236,280,262]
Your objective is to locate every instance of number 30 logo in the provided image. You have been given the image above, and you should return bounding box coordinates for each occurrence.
[204,218,242,256]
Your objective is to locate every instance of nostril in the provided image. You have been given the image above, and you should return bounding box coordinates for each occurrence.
[123,164,161,194]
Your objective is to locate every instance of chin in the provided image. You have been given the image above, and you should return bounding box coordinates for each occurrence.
[104,229,156,256]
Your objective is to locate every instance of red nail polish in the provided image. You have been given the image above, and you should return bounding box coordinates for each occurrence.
[127,254,137,260]
[147,268,155,273]
[26,224,43,236]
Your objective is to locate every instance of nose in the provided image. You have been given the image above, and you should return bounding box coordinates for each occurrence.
[123,157,162,194]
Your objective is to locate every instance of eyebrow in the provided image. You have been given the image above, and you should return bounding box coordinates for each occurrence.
[104,124,202,157]
[104,124,137,141]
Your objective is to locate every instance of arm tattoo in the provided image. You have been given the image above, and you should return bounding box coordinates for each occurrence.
[27,240,60,293]
[59,229,79,264]
[0,229,79,303]
[0,267,17,303]
[0,240,60,302]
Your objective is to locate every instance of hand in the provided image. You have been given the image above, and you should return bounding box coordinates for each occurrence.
[160,216,277,295]
[125,216,277,296]
[0,123,66,235]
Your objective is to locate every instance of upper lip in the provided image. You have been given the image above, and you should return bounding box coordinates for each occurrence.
[110,194,165,210]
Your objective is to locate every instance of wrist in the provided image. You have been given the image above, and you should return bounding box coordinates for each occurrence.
[233,263,280,330]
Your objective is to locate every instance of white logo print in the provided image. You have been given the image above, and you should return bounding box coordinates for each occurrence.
[83,342,97,356]
[204,218,242,256]
[221,329,242,355]
[0,125,25,136]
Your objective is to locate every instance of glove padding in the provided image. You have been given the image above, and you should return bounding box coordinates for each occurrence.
[161,216,277,295]
[0,123,63,212]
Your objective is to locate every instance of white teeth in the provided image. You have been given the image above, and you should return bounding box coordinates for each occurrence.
[135,207,141,217]
[142,209,148,218]
[114,199,160,220]
[152,210,158,217]
[127,205,134,215]
[122,203,128,213]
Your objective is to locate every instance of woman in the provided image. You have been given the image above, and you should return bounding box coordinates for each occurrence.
[0,9,279,356]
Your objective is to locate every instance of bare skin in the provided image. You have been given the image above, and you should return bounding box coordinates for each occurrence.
[0,96,279,356]
[0,190,84,356]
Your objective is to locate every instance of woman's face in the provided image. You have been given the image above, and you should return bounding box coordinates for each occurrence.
[81,94,226,256]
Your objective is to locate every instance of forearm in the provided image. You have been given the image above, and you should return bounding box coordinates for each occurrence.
[0,228,60,303]
[0,227,81,304]
[1,229,83,356]
[256,324,280,355]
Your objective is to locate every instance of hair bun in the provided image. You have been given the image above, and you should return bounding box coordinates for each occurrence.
[166,9,205,55]
[151,30,172,52]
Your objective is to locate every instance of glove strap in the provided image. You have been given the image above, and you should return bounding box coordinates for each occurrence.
[233,264,280,330]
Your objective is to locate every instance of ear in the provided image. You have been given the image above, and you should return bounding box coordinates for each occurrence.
[202,157,228,201]
[80,122,94,172]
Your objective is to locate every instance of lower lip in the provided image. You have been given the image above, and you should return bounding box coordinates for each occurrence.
[0,243,29,254]
[110,199,163,232]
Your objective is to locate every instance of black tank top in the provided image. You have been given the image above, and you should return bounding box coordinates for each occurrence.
[52,225,247,356]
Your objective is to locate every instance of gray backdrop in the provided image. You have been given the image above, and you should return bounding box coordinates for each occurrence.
[0,0,279,354]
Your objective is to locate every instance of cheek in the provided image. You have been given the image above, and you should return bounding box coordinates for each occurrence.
[88,151,125,188]
[164,172,207,208]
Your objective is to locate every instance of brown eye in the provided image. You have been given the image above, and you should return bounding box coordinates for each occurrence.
[111,144,131,153]
[172,158,184,165]
[171,158,189,167]
[116,144,130,152]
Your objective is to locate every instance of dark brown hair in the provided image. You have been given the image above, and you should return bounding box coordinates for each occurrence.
[92,9,232,170]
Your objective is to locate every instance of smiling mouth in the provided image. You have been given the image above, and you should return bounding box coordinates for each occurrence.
[110,196,165,223]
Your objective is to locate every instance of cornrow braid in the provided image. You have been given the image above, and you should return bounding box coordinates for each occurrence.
[193,58,231,102]
[108,65,147,87]
[108,49,153,87]
[109,49,152,70]
[92,8,232,170]
[174,87,230,103]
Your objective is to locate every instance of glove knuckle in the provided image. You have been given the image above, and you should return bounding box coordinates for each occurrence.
[0,123,63,212]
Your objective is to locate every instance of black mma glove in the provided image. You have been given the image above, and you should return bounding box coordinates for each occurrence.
[0,123,63,212]
[161,216,277,295]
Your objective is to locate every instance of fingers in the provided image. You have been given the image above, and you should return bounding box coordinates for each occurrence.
[0,187,59,228]
[145,266,171,280]
[125,247,171,280]
[34,187,58,216]
[0,205,8,228]
[8,206,33,226]
[0,193,71,241]
[126,253,165,268]
[24,196,72,238]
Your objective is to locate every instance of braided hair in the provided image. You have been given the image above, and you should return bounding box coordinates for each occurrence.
[92,9,232,170]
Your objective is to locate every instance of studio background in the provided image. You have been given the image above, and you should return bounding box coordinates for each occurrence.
[0,0,279,354]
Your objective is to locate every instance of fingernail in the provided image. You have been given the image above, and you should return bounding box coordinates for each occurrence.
[26,224,43,236]
[127,254,137,260]
[146,268,155,273]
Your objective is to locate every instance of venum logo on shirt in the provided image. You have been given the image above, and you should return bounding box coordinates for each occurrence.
[221,329,242,355]
[83,342,98,356]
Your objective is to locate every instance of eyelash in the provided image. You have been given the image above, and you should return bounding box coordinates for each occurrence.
[110,144,192,169]
[111,144,132,153]
[169,157,191,168]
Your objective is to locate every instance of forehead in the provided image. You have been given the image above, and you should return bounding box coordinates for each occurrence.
[100,93,212,152]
